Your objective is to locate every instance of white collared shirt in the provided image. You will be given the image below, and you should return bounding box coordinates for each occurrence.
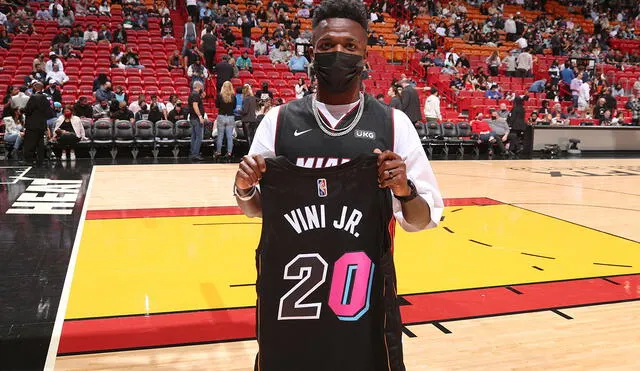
[249,101,444,232]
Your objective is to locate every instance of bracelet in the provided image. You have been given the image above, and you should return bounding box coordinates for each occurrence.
[233,184,257,201]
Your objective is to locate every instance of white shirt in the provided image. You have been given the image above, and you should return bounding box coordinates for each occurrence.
[186,0,196,5]
[84,30,98,42]
[423,95,441,120]
[45,59,64,73]
[578,82,590,106]
[515,37,528,49]
[46,70,69,84]
[249,103,444,232]
[504,19,516,33]
[0,11,7,25]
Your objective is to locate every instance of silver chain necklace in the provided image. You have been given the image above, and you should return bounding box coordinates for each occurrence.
[311,93,365,137]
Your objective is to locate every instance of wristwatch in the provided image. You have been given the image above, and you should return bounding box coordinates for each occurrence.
[394,179,418,203]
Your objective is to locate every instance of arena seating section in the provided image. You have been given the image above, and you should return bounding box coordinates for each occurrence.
[0,0,638,158]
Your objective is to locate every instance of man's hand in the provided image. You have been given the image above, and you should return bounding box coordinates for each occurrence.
[235,154,267,190]
[374,149,411,197]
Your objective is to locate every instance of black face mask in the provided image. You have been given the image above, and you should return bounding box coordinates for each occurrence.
[313,51,364,93]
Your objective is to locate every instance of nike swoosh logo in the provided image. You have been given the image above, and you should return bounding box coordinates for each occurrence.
[294,129,312,137]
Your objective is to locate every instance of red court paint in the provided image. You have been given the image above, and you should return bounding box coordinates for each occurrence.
[58,274,640,355]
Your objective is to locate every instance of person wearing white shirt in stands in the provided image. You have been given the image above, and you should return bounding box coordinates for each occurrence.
[423,88,442,124]
[84,24,98,43]
[45,52,64,73]
[46,64,69,85]
[578,81,591,111]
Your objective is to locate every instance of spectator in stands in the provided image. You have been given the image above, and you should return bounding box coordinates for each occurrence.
[149,95,167,120]
[36,4,53,20]
[134,103,150,121]
[93,74,110,92]
[92,99,111,119]
[488,110,510,153]
[214,81,236,158]
[51,105,85,160]
[254,36,268,56]
[97,23,112,42]
[110,45,124,67]
[201,27,216,72]
[164,95,177,113]
[183,16,197,53]
[99,0,111,16]
[122,47,143,68]
[449,72,464,93]
[515,48,533,77]
[570,72,583,107]
[386,84,400,109]
[51,28,70,47]
[167,49,182,71]
[84,24,98,43]
[188,81,206,161]
[527,111,541,125]
[161,13,173,38]
[503,50,517,77]
[215,55,235,93]
[611,112,626,126]
[129,94,146,115]
[241,84,258,145]
[112,101,135,123]
[270,43,292,64]
[32,53,45,72]
[255,82,274,103]
[486,51,501,77]
[58,8,74,27]
[73,96,93,118]
[593,98,608,121]
[113,24,127,44]
[611,84,625,98]
[633,77,640,97]
[44,82,62,102]
[183,42,203,69]
[578,80,591,111]
[236,50,254,73]
[497,103,510,119]
[25,64,48,86]
[69,30,86,50]
[423,88,441,124]
[455,54,470,69]
[471,112,505,156]
[288,51,309,73]
[486,85,503,99]
[504,15,517,41]
[167,100,186,122]
[114,85,128,103]
[3,107,24,158]
[147,103,163,123]
[295,78,308,99]
[560,62,575,85]
[187,59,209,87]
[626,93,640,126]
[528,79,546,93]
[96,81,114,102]
[10,86,30,110]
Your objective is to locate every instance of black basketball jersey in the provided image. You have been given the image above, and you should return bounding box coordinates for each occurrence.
[274,94,395,167]
[256,155,405,371]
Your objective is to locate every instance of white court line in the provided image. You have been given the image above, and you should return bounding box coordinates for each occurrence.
[43,166,97,370]
[0,166,32,184]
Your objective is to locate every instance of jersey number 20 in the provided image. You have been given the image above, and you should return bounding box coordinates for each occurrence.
[277,252,375,321]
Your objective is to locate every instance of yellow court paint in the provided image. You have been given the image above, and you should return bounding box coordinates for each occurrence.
[66,205,640,319]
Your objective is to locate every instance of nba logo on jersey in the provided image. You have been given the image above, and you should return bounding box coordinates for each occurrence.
[317,178,328,197]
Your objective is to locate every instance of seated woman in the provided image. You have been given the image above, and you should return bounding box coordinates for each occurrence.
[3,107,24,158]
[51,106,87,161]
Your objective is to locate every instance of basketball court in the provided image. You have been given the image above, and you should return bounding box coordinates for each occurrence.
[2,158,639,370]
